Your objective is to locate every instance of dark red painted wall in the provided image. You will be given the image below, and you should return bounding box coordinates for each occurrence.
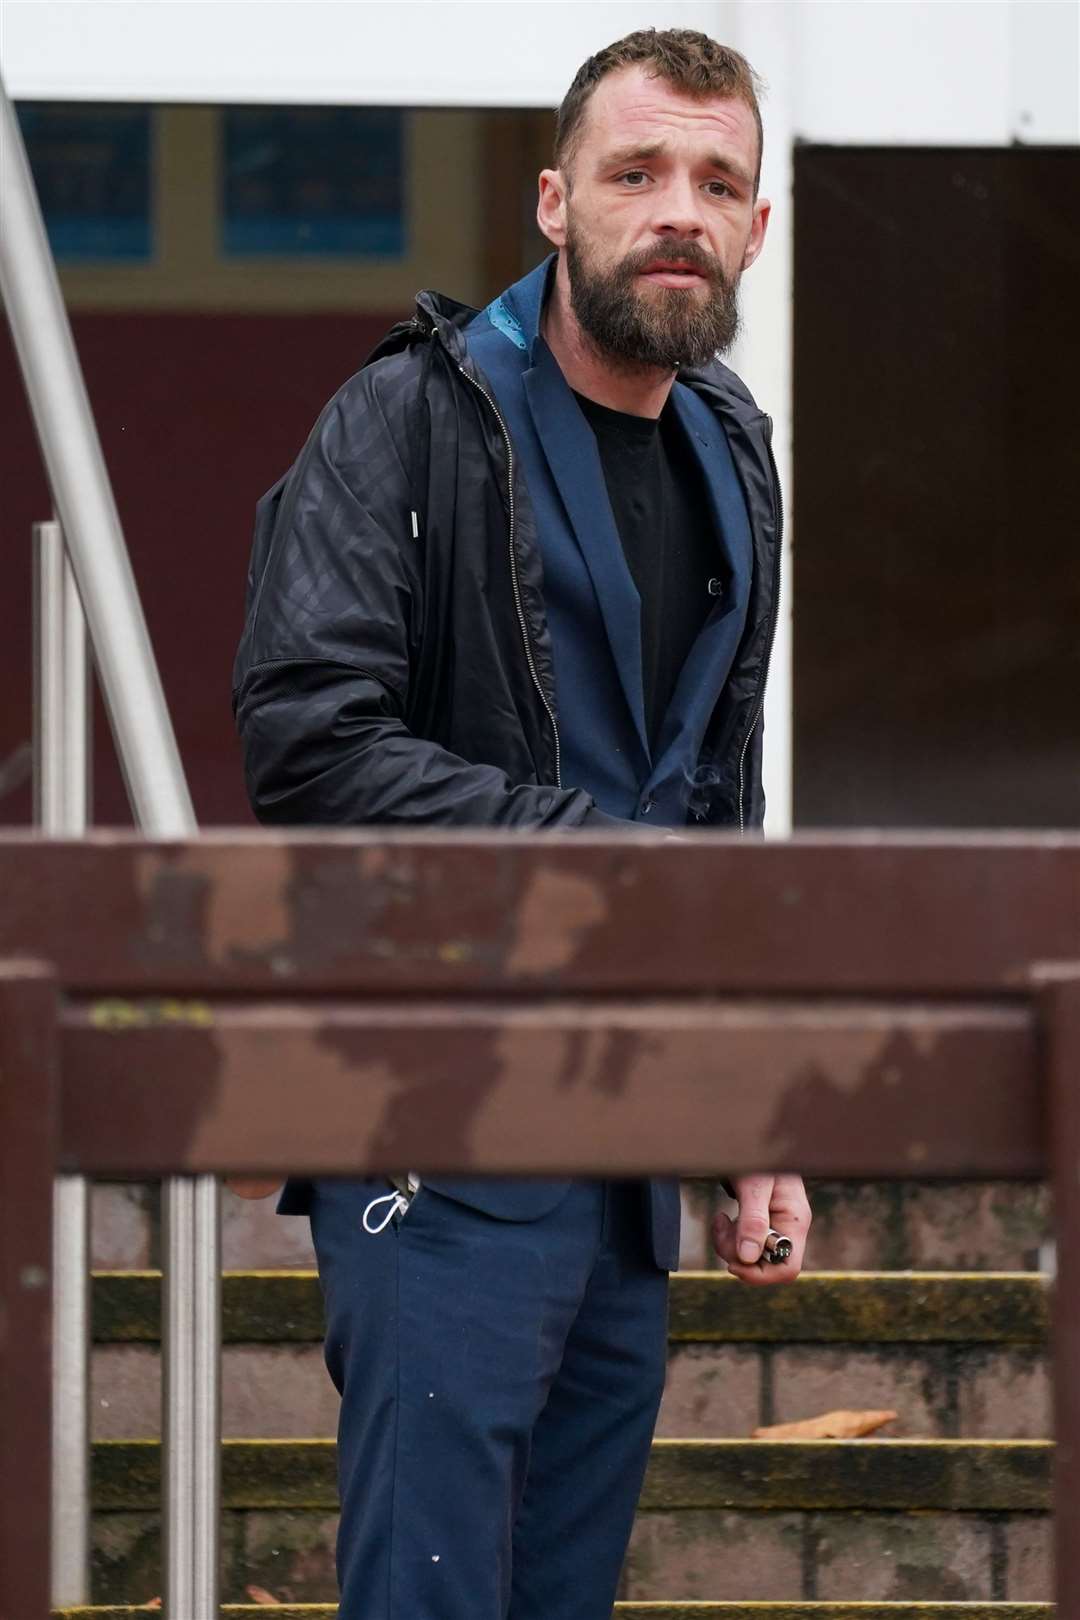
[1,310,399,826]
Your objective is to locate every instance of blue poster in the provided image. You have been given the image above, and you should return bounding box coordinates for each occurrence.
[223,106,406,258]
[16,103,153,262]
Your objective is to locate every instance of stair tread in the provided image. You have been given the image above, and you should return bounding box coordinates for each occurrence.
[89,1437,1052,1512]
[91,1269,1050,1346]
[53,1603,1057,1618]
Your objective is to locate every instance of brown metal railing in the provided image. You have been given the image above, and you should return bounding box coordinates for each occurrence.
[1,830,1077,1617]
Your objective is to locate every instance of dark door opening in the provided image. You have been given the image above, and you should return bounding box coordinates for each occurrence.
[794,146,1079,828]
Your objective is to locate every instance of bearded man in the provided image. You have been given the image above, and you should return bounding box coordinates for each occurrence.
[232,27,811,1620]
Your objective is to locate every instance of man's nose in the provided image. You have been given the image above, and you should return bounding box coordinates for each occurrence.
[649,177,706,240]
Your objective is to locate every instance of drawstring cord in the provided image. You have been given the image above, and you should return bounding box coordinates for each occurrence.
[362,1189,410,1235]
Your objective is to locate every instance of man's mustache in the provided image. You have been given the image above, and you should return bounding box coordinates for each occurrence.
[622,246,724,284]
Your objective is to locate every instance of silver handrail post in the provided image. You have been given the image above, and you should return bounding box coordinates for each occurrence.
[34,521,91,1605]
[0,76,193,834]
[3,71,220,1619]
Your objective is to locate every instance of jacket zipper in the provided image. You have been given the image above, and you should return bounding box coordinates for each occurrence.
[452,359,564,789]
[736,424,784,831]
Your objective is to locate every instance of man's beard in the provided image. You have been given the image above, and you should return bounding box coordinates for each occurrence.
[564,217,741,372]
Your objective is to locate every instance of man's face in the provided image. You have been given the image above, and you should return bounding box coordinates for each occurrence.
[543,64,769,371]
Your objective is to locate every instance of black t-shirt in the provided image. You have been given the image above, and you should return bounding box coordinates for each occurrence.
[573,389,720,752]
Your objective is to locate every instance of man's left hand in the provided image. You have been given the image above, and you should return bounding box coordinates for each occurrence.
[711,1172,811,1285]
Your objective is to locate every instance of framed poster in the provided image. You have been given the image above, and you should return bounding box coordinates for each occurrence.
[222,105,406,258]
[16,103,153,262]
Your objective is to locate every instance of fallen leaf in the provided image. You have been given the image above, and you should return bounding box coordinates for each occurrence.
[246,1586,281,1605]
[752,1407,898,1439]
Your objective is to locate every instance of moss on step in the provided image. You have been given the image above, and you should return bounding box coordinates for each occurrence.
[90,1438,1052,1514]
[639,1439,1051,1511]
[92,1270,1049,1347]
[92,1270,326,1344]
[668,1272,1048,1345]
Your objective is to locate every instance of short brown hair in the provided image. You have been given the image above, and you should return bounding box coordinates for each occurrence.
[555,28,764,194]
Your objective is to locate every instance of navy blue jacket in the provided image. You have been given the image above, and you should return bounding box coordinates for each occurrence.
[467,257,754,826]
[233,257,783,1270]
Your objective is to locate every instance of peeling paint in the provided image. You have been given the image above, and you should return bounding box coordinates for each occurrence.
[200,852,290,965]
[135,848,294,969]
[504,867,608,975]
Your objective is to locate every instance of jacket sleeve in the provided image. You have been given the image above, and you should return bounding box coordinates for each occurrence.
[233,377,622,831]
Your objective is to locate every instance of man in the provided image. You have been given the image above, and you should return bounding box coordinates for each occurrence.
[231,27,811,1620]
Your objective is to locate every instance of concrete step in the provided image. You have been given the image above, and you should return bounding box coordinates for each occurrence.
[82,1442,1053,1601]
[68,1187,1057,1607]
[77,1272,1056,1603]
[78,1501,1056,1605]
[54,1605,1056,1619]
[89,1270,1053,1444]
[92,1268,1051,1345]
[89,1438,1052,1513]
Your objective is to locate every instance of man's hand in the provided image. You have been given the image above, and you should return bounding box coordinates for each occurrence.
[711,1172,811,1285]
[224,1178,283,1200]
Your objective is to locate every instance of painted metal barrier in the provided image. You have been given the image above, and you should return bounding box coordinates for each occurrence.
[0,832,1076,1614]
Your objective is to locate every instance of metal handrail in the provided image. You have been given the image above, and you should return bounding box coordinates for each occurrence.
[0,83,194,834]
[33,521,91,1603]
[1,71,219,1619]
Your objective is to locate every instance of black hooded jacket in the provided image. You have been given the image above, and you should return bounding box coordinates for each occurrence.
[232,283,782,833]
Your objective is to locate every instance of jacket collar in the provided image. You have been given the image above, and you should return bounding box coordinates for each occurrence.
[502,254,557,361]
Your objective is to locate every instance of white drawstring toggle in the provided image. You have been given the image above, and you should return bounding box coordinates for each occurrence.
[362,1189,410,1234]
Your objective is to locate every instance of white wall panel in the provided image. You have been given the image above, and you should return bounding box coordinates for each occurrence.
[2,1,725,106]
[789,0,1077,146]
[1008,0,1080,142]
[792,0,1013,144]
[6,0,1076,141]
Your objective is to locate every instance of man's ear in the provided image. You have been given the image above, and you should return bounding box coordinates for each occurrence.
[537,168,568,249]
[741,196,771,272]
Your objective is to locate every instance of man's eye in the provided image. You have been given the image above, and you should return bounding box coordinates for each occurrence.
[706,181,733,197]
[619,170,648,186]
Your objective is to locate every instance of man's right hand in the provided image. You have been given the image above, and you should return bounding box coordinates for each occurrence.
[224,1177,283,1199]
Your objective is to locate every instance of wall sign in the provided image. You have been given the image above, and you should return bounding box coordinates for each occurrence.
[222,105,406,258]
[16,103,153,262]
